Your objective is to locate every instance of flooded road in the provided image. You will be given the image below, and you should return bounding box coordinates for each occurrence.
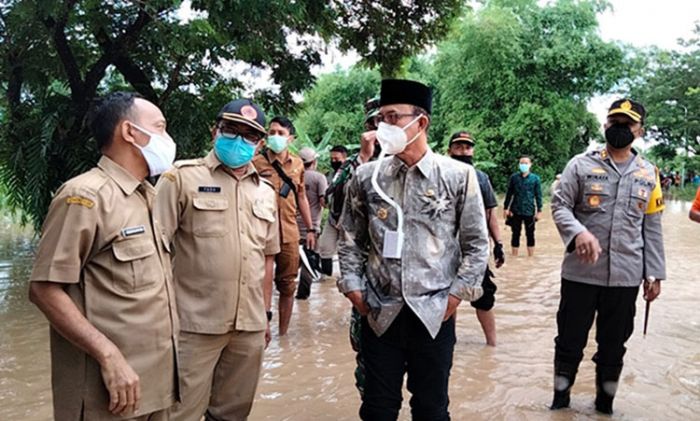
[1,203,699,420]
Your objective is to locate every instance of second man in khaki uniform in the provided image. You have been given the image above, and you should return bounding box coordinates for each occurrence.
[156,99,280,420]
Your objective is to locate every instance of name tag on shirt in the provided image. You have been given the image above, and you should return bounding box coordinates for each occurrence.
[198,186,221,193]
[121,225,146,237]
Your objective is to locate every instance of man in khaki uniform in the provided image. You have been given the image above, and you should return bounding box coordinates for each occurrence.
[252,116,316,336]
[28,92,179,420]
[156,98,279,421]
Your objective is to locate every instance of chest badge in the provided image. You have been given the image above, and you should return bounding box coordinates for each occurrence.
[638,188,648,199]
[588,195,601,207]
[425,189,435,197]
[591,183,604,192]
[377,208,389,220]
[198,186,221,193]
[121,225,146,237]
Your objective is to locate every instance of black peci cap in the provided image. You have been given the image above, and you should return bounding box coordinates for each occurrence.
[608,99,646,123]
[216,98,266,135]
[379,79,432,114]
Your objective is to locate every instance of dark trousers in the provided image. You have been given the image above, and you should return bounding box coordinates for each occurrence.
[510,214,536,247]
[554,279,639,368]
[360,307,456,421]
[470,267,497,311]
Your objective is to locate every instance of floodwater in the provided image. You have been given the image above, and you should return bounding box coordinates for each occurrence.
[1,203,698,420]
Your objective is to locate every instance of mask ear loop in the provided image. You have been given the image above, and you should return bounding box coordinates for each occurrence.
[403,114,424,147]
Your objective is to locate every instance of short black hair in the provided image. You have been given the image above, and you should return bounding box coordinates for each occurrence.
[520,155,532,161]
[270,116,296,135]
[330,145,348,155]
[88,92,142,151]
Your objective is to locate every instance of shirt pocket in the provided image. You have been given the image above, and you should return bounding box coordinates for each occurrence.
[582,181,610,212]
[627,181,650,217]
[111,238,160,292]
[192,197,230,237]
[251,199,275,244]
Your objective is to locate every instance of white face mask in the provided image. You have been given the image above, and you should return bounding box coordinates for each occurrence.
[130,123,176,176]
[376,114,423,155]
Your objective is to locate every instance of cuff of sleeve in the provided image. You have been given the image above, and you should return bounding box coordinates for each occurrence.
[30,264,81,284]
[645,270,666,281]
[563,225,588,253]
[449,278,484,302]
[337,274,366,294]
[265,244,281,255]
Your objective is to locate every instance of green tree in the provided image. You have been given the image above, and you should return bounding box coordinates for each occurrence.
[0,0,464,228]
[430,0,625,189]
[627,27,700,181]
[294,67,381,152]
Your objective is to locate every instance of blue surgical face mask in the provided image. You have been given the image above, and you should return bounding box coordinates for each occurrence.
[519,163,530,173]
[214,134,256,168]
[266,135,288,154]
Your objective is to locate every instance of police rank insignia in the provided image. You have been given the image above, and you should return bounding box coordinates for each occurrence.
[377,208,388,220]
[621,100,632,110]
[588,195,601,207]
[66,196,94,208]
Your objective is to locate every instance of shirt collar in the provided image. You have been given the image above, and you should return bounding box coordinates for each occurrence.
[97,156,141,195]
[265,148,292,165]
[387,150,434,178]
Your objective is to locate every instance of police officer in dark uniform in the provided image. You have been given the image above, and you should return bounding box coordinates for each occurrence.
[448,131,505,346]
[550,99,666,414]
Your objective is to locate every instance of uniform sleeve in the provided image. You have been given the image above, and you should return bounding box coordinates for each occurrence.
[265,204,281,256]
[154,170,183,246]
[317,173,328,201]
[535,175,543,212]
[337,174,369,294]
[504,175,514,209]
[693,187,700,212]
[643,169,666,280]
[296,164,306,196]
[551,158,587,251]
[30,186,99,284]
[481,173,498,210]
[451,167,489,300]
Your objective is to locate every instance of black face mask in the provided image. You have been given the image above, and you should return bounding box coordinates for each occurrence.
[330,161,342,171]
[451,155,473,165]
[605,124,635,149]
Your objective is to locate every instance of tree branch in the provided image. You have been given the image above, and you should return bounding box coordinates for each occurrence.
[158,58,185,105]
[43,0,84,103]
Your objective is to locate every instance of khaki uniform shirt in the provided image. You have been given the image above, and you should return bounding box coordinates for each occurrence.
[30,156,178,420]
[155,151,280,334]
[552,148,666,287]
[338,151,489,338]
[252,151,305,245]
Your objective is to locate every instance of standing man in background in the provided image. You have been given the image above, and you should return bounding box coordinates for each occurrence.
[448,131,505,346]
[550,99,665,415]
[253,116,316,336]
[504,155,543,256]
[156,98,279,421]
[29,92,178,420]
[296,146,328,299]
[327,145,348,185]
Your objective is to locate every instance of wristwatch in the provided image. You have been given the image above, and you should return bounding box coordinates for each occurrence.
[266,311,272,322]
[308,228,318,234]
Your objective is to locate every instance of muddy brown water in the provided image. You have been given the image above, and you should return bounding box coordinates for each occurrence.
[1,203,698,420]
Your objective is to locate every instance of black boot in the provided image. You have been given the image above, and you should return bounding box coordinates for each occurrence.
[595,365,623,415]
[550,360,579,410]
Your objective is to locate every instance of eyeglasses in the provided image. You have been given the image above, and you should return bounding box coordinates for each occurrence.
[373,112,419,126]
[218,124,265,144]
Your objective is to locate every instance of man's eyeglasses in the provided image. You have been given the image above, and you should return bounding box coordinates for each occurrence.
[218,124,265,144]
[373,112,419,126]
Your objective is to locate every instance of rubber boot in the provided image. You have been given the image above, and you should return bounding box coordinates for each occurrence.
[550,360,579,410]
[595,365,623,415]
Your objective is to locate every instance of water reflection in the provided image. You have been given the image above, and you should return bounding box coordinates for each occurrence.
[1,204,698,420]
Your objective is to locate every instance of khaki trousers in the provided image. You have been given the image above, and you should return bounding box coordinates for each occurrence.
[317,220,340,259]
[171,330,265,421]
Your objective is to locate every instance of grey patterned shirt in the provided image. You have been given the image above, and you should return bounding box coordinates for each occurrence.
[337,150,489,338]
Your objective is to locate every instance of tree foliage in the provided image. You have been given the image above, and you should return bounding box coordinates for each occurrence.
[429,0,625,188]
[627,25,700,168]
[0,0,463,228]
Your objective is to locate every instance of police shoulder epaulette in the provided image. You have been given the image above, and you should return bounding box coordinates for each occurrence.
[174,158,202,168]
[161,170,177,182]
